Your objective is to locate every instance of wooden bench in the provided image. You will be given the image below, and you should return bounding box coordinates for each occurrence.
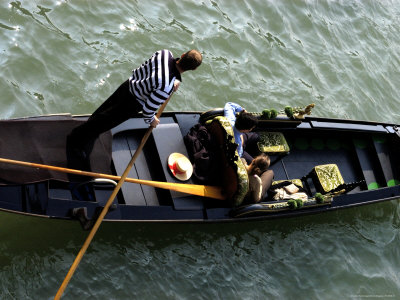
[353,137,384,190]
[111,117,175,206]
[112,132,158,206]
[373,136,400,187]
[152,123,204,210]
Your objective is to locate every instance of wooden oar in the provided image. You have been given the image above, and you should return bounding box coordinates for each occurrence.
[53,94,177,299]
[0,157,226,199]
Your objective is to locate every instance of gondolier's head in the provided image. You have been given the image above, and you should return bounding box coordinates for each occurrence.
[235,111,258,133]
[177,50,202,72]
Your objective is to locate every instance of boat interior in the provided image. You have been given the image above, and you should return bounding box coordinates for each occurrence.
[0,113,399,221]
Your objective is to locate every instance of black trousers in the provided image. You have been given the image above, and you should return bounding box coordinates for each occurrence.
[242,132,261,164]
[69,80,141,155]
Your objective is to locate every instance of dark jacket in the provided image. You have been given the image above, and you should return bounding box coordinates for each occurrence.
[184,124,220,184]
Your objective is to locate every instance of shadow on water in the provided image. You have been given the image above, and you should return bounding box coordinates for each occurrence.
[1,198,399,254]
[96,199,399,242]
[86,200,399,300]
[1,199,399,299]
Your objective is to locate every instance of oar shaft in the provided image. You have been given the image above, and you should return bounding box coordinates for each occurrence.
[54,96,172,299]
[0,157,225,200]
[54,146,137,299]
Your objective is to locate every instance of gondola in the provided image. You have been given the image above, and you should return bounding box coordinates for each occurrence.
[0,109,399,228]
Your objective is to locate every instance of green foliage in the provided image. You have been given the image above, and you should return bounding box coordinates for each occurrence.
[259,103,315,119]
[270,109,278,119]
[315,192,325,204]
[284,106,293,117]
[287,199,304,209]
[287,199,297,209]
[261,108,282,119]
[262,109,271,119]
[295,199,303,208]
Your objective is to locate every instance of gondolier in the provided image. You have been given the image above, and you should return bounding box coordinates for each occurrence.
[68,49,202,165]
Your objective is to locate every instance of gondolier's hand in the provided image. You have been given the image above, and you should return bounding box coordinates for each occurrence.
[173,79,180,92]
[150,116,160,128]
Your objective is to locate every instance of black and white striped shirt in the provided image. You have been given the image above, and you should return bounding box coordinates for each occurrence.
[128,50,181,123]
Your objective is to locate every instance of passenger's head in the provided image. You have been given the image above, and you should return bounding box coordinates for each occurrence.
[235,111,258,132]
[177,50,202,71]
[248,154,270,176]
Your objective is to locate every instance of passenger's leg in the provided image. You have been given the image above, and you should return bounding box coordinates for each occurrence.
[242,132,261,158]
[260,169,274,199]
[242,151,254,165]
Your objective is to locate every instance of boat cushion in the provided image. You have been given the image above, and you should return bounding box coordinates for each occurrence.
[312,164,344,193]
[206,116,248,206]
[257,132,290,154]
[272,179,303,188]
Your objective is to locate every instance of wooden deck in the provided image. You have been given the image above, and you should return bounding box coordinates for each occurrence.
[111,116,205,210]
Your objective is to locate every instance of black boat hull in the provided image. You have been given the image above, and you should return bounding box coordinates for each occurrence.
[0,112,399,224]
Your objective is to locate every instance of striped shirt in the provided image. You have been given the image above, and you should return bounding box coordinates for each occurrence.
[128,50,181,123]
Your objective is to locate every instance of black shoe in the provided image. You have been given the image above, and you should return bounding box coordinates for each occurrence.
[71,207,92,230]
[71,207,88,219]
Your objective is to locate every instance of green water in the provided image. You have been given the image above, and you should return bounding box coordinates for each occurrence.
[1,0,400,299]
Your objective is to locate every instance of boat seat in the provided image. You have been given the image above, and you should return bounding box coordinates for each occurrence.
[373,136,400,187]
[257,132,290,155]
[206,116,248,206]
[112,133,156,206]
[152,123,204,210]
[257,131,290,167]
[175,114,201,137]
[303,164,344,194]
[272,179,303,188]
[353,138,382,190]
[303,164,366,195]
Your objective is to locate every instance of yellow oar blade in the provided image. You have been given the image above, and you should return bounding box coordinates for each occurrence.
[127,177,226,200]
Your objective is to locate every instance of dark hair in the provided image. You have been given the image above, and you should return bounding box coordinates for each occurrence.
[248,154,270,176]
[178,50,202,71]
[235,111,258,131]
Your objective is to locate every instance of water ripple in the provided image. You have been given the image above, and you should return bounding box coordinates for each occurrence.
[1,0,400,298]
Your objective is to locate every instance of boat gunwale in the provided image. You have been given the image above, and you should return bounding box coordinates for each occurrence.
[1,188,399,223]
[0,112,400,223]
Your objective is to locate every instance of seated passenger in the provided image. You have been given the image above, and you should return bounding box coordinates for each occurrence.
[224,102,260,164]
[242,154,274,203]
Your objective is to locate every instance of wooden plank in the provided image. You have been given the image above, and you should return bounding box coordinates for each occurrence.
[152,123,190,199]
[152,123,204,210]
[111,117,175,136]
[0,186,23,211]
[312,121,387,132]
[373,136,400,187]
[175,114,200,136]
[126,136,159,206]
[353,138,384,190]
[112,136,146,205]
